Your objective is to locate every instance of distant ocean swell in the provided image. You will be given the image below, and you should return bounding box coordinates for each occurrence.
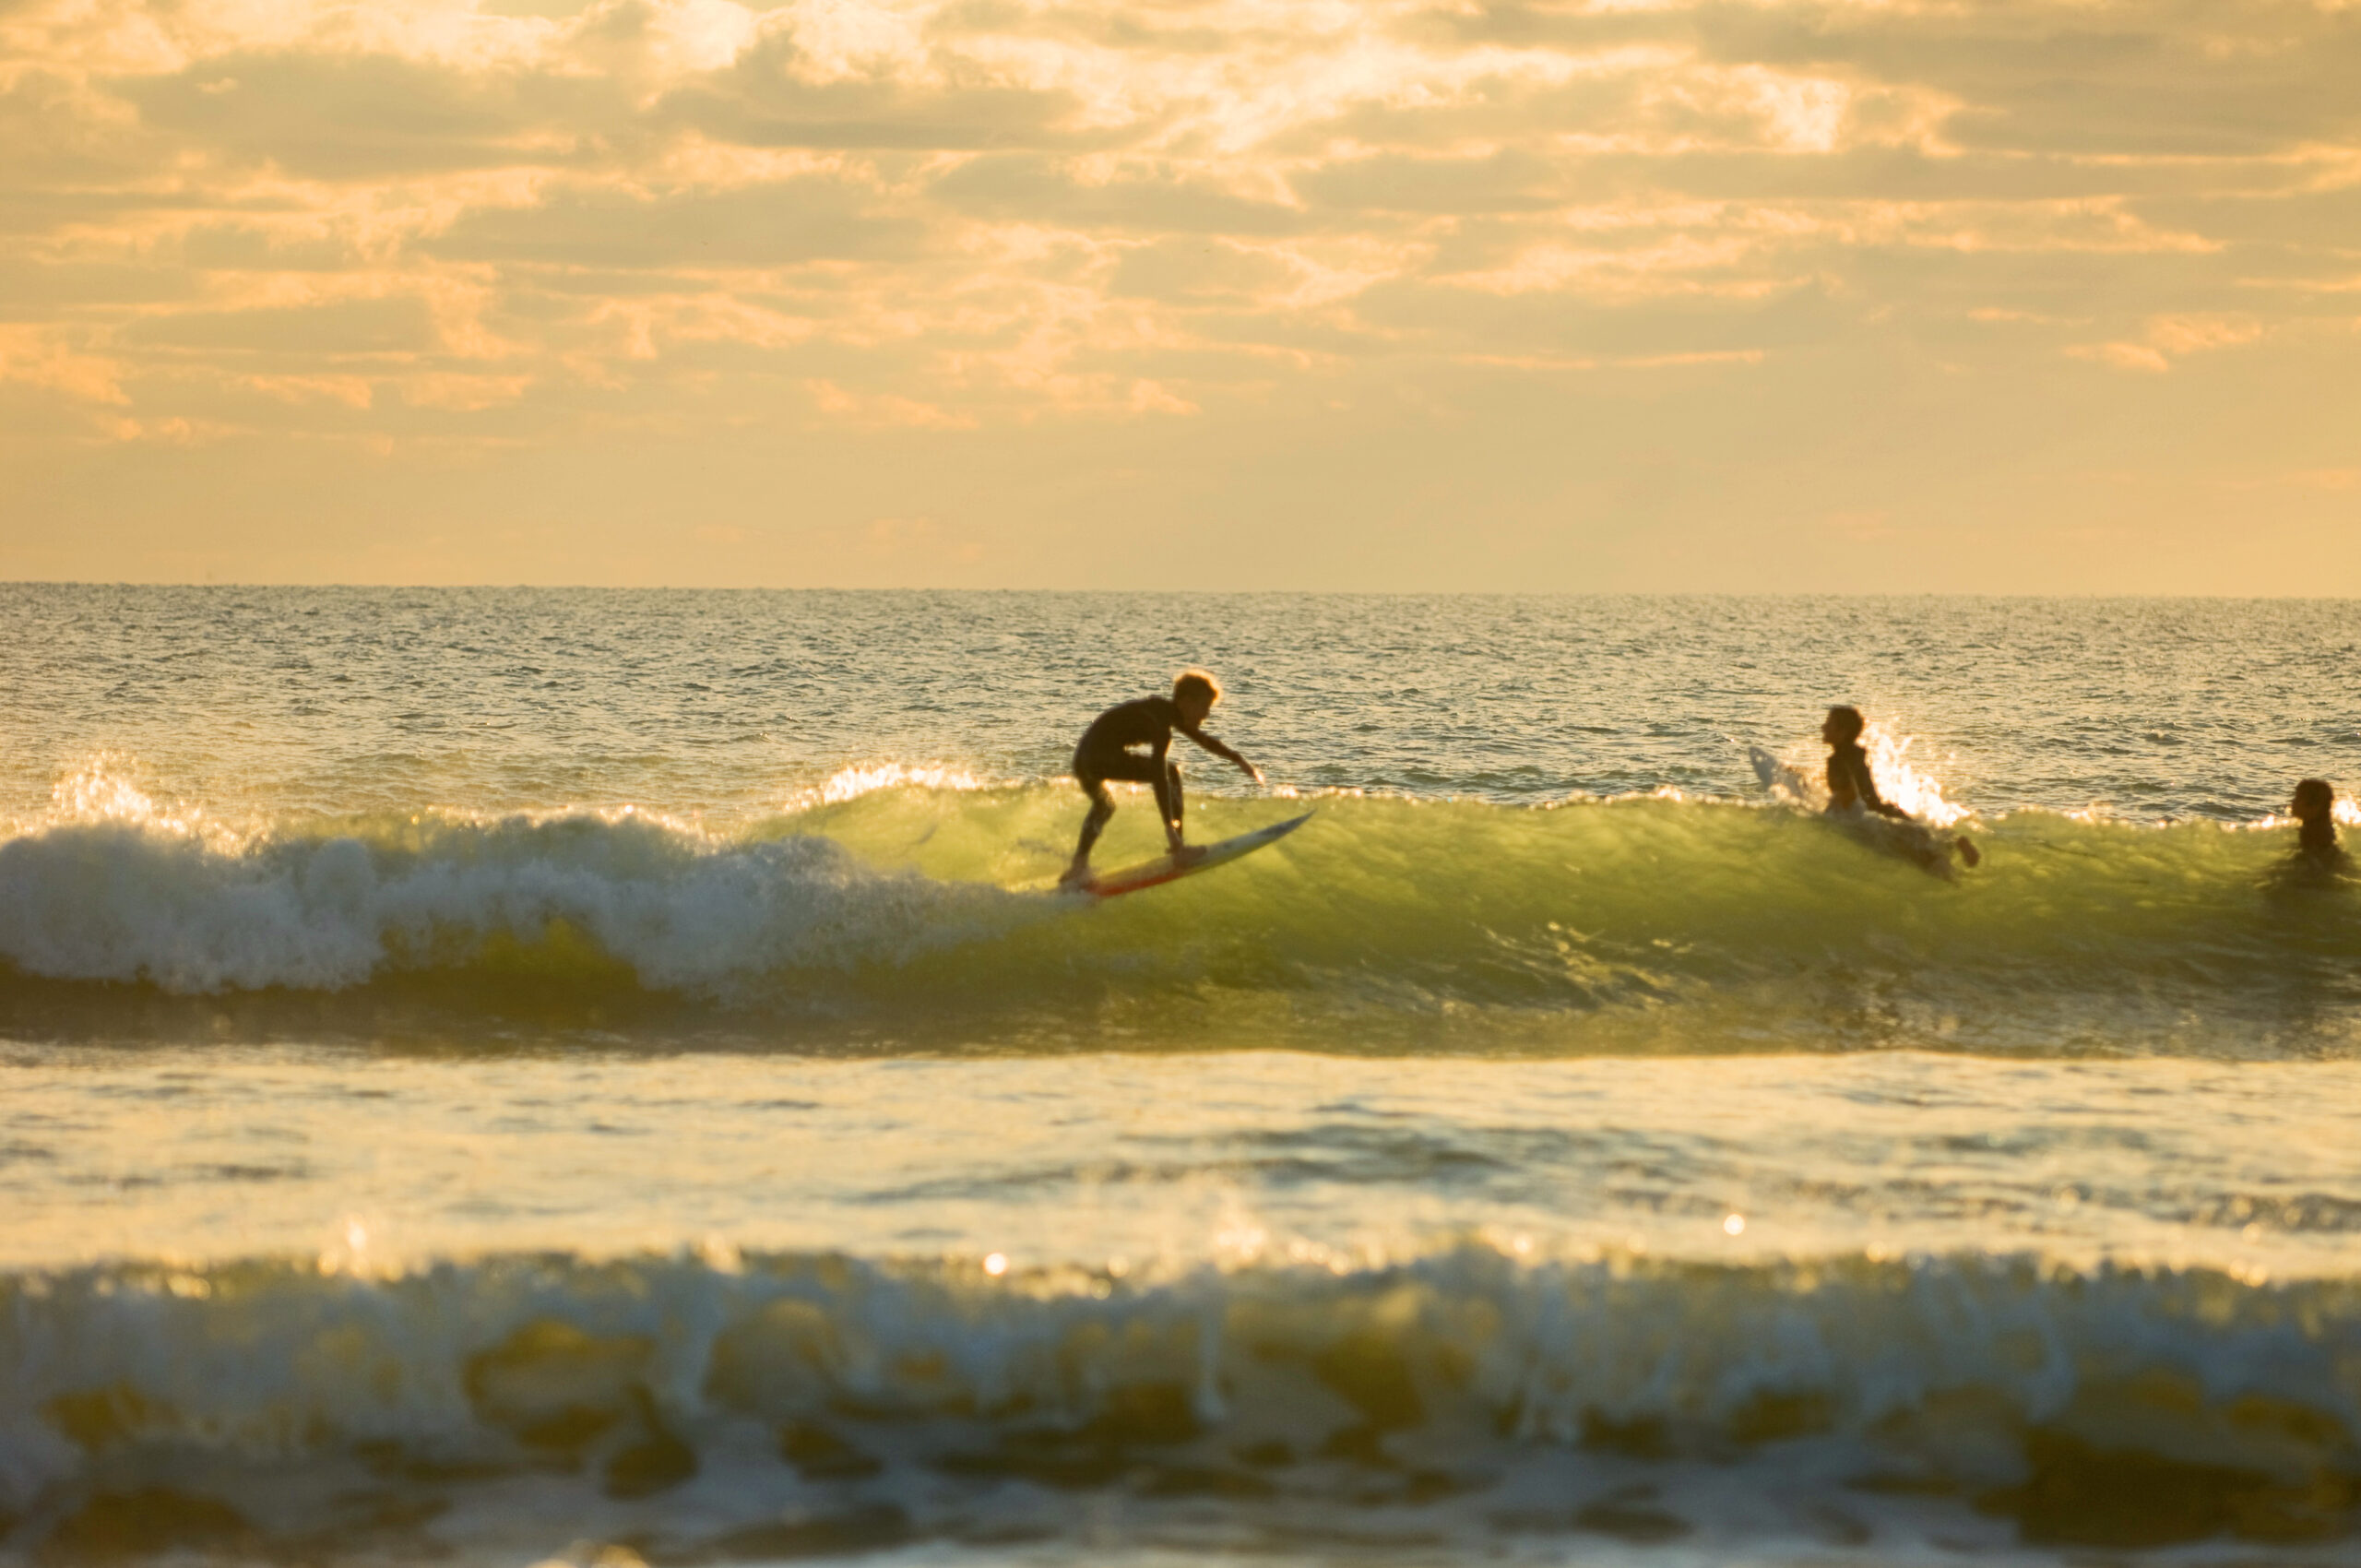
[1,779,2354,1053]
[3,1247,2356,1559]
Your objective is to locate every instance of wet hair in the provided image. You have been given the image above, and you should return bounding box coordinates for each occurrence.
[1173,669,1222,705]
[2293,778,2334,819]
[1825,705,1866,742]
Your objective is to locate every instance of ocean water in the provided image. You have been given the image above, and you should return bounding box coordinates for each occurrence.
[2,586,2358,1567]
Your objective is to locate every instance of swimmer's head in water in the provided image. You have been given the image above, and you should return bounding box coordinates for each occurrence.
[1822,705,1866,745]
[2293,778,2335,823]
[1173,668,1222,726]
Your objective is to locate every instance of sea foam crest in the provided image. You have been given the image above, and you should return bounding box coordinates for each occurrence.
[0,806,1025,995]
[787,762,999,811]
[3,1245,2357,1541]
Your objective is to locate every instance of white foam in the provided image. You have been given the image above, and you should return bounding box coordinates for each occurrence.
[0,811,1028,995]
[1861,725,1972,828]
[785,762,1000,812]
[2,1244,2355,1517]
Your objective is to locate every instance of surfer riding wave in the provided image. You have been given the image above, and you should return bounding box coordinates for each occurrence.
[1063,669,1263,888]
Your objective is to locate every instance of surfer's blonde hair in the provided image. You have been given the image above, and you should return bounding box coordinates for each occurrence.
[1173,668,1222,705]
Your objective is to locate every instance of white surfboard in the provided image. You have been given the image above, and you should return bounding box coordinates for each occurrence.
[1064,812,1314,899]
[1750,745,1818,806]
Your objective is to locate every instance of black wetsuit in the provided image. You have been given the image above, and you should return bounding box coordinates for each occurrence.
[1826,743,1904,818]
[2299,816,2340,858]
[1070,695,1218,862]
[1074,695,1188,832]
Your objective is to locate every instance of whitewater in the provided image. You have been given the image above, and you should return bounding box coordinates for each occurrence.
[2,587,2358,1566]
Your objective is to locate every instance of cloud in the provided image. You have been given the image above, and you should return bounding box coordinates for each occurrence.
[927,155,1310,234]
[401,369,532,407]
[231,371,374,406]
[424,175,925,267]
[1109,236,1306,303]
[659,29,1096,151]
[0,325,129,403]
[805,375,973,426]
[2067,311,2264,373]
[1,0,2357,588]
[122,53,551,179]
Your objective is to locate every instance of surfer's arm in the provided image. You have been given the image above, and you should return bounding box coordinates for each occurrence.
[1837,753,1908,819]
[1180,724,1263,784]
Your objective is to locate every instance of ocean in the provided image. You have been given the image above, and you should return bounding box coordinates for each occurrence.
[2,586,2358,1566]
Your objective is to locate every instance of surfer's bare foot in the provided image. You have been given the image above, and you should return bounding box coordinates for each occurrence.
[1172,843,1205,866]
[1956,836,1981,869]
[1058,861,1093,889]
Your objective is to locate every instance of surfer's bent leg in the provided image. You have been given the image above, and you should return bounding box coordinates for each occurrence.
[1155,760,1183,840]
[1072,774,1117,865]
[1070,750,1163,874]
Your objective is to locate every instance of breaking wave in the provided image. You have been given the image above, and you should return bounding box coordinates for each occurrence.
[0,772,2355,1056]
[2,1244,2356,1561]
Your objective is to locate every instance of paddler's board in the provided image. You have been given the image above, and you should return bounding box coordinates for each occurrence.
[1064,811,1313,899]
[1749,745,1961,879]
[1749,745,1818,808]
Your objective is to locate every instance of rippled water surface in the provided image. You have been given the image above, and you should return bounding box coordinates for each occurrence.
[6,586,2356,824]
[2,588,2358,1566]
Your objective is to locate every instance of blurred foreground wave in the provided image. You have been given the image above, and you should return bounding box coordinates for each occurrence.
[6,1243,2359,1562]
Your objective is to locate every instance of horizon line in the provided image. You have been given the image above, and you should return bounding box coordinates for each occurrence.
[6,580,2360,603]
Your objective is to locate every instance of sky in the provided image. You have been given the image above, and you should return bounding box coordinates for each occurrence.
[1,0,2357,592]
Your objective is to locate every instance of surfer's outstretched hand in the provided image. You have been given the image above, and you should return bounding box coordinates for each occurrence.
[1240,759,1265,786]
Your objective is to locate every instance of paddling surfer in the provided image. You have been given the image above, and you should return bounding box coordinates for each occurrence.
[2291,778,2343,864]
[1063,669,1262,888]
[1822,705,1981,869]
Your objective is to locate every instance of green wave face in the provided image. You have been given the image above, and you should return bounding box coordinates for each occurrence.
[1,785,2355,1056]
[788,785,2361,1057]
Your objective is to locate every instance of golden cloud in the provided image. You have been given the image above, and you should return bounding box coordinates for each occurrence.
[3,0,2358,590]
